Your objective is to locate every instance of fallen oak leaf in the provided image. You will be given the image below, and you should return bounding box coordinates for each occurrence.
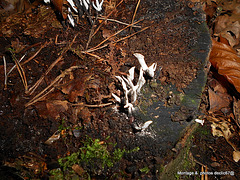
[210,39,240,93]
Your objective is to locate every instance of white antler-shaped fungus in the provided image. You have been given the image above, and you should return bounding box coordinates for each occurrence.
[133,53,157,78]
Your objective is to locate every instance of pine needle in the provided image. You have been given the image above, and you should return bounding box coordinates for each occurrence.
[130,0,141,32]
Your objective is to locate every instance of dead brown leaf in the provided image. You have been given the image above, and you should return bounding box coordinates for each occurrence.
[72,164,85,176]
[102,29,116,41]
[11,39,26,53]
[35,100,69,119]
[208,88,231,113]
[60,76,89,102]
[210,39,240,93]
[51,0,67,20]
[68,85,85,103]
[209,116,240,162]
[215,19,240,47]
[211,0,240,47]
[34,102,49,119]
[46,100,69,119]
[78,106,91,125]
[233,150,240,162]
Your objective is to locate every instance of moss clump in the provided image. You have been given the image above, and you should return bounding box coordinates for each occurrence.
[159,123,199,180]
[50,136,139,179]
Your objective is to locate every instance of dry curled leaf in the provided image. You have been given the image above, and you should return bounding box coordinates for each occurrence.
[212,0,240,46]
[233,150,240,162]
[210,117,240,162]
[210,39,240,93]
[72,164,85,176]
[45,130,61,145]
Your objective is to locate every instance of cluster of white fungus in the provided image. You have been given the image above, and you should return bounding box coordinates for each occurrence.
[44,0,104,26]
[112,53,157,116]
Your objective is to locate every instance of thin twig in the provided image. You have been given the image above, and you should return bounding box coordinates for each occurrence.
[193,157,207,168]
[71,102,113,107]
[4,42,48,91]
[86,18,97,50]
[55,35,68,45]
[82,51,103,60]
[89,0,124,41]
[25,66,81,107]
[94,16,141,28]
[15,58,28,92]
[83,26,149,53]
[27,79,61,107]
[86,19,143,52]
[28,55,63,95]
[10,52,28,93]
[28,33,79,95]
[130,0,141,32]
[22,41,48,66]
[6,54,25,78]
[113,26,149,43]
[26,87,55,107]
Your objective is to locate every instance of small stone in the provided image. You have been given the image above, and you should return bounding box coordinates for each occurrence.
[73,129,81,138]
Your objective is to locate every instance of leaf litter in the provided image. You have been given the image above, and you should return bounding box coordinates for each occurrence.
[191,0,240,178]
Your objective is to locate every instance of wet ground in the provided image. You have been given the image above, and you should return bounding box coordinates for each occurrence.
[0,0,239,179]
